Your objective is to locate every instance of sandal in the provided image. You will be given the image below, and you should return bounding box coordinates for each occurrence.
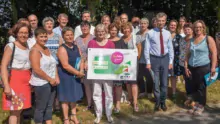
[70,114,80,124]
[188,103,198,114]
[113,108,120,114]
[194,106,204,115]
[63,118,69,124]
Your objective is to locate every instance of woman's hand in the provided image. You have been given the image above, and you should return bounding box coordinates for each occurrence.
[4,85,12,96]
[185,67,191,77]
[211,67,216,77]
[77,71,85,78]
[55,76,60,85]
[49,78,57,86]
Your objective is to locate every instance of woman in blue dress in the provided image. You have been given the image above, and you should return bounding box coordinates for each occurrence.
[57,27,85,124]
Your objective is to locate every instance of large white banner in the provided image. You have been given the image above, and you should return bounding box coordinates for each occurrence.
[87,48,137,80]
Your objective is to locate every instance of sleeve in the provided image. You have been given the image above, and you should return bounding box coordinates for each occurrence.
[168,34,174,64]
[88,40,93,48]
[144,33,151,64]
[5,43,14,51]
[8,36,15,43]
[74,26,81,40]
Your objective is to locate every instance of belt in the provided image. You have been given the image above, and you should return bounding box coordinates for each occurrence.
[150,53,168,58]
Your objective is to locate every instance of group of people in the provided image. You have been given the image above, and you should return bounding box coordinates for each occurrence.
[1,10,219,124]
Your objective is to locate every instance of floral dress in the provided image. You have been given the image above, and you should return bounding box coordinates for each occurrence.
[170,34,183,76]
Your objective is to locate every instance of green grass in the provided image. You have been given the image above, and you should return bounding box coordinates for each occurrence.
[1,80,220,124]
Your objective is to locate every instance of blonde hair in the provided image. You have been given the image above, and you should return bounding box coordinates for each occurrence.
[140,18,149,24]
[121,22,133,34]
[101,15,110,23]
[193,20,207,36]
[94,24,107,37]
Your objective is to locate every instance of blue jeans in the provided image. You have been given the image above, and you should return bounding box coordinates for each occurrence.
[150,54,169,105]
[33,83,56,123]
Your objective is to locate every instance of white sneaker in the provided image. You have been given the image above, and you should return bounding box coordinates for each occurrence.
[107,116,114,123]
[94,117,101,124]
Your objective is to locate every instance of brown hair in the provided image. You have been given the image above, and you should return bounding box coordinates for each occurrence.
[177,16,187,34]
[108,23,119,33]
[168,19,178,33]
[13,23,32,38]
[183,22,193,29]
[8,18,30,36]
[113,16,121,30]
[192,20,207,36]
[34,27,47,37]
[62,27,74,38]
[121,22,133,34]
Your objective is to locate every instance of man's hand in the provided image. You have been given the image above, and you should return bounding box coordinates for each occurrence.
[146,64,151,70]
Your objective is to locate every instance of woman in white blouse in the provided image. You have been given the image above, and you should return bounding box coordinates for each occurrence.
[1,23,32,124]
[29,27,60,124]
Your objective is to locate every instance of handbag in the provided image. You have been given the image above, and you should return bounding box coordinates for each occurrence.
[0,43,16,88]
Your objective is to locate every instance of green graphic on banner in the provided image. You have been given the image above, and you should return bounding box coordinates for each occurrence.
[93,55,131,75]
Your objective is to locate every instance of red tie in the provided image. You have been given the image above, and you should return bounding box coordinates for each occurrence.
[160,29,164,55]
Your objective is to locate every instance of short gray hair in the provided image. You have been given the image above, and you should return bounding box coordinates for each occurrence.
[156,12,167,20]
[58,13,68,19]
[42,17,55,27]
[140,18,149,24]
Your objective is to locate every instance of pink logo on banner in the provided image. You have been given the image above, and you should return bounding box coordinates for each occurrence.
[111,52,124,64]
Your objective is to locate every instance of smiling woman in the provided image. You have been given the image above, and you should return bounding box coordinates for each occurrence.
[1,23,31,124]
[29,27,59,124]
[184,20,217,115]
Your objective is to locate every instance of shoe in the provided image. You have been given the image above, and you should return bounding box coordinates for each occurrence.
[193,106,204,115]
[94,117,101,124]
[133,104,139,112]
[161,103,167,111]
[107,116,114,123]
[113,108,120,114]
[154,104,160,112]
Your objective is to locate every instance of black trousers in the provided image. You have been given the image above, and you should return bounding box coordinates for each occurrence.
[188,64,210,106]
[137,63,153,94]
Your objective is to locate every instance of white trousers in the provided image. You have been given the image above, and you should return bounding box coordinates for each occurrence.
[93,80,113,118]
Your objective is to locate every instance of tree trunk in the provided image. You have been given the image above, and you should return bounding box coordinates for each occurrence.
[87,0,100,21]
[185,0,192,21]
[11,0,18,24]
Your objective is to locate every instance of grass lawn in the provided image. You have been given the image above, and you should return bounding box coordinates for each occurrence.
[0,80,220,124]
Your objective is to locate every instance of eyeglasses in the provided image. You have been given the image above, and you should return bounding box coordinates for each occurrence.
[18,32,29,36]
[195,26,203,29]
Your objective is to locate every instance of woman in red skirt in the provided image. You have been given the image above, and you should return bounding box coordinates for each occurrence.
[1,23,32,123]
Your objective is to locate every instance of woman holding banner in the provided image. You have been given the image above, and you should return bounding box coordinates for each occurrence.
[184,20,217,115]
[114,22,141,112]
[88,24,115,124]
